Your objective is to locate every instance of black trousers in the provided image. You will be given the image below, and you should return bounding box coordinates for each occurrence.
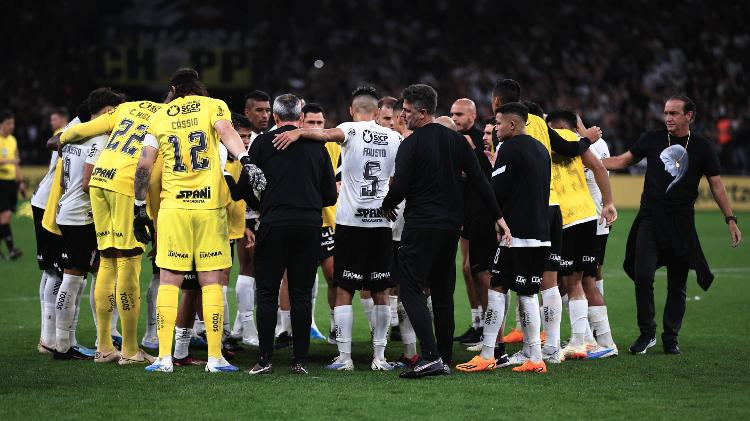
[254,224,319,364]
[633,217,689,343]
[394,227,459,363]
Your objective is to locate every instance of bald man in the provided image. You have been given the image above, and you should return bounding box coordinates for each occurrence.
[435,116,458,131]
[451,98,496,347]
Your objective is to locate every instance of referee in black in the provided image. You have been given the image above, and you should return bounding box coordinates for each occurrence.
[605,95,741,355]
[245,94,337,375]
[382,84,507,378]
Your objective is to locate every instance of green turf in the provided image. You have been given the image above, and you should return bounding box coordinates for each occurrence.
[0,206,748,420]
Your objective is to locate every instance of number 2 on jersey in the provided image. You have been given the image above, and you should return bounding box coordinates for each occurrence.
[105,118,147,157]
[167,131,210,173]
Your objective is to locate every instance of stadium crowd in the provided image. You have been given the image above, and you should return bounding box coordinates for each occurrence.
[3,0,750,173]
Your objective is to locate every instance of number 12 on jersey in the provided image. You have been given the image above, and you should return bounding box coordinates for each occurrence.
[167,131,210,173]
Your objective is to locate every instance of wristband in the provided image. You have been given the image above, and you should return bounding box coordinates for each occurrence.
[135,199,146,206]
[726,215,737,224]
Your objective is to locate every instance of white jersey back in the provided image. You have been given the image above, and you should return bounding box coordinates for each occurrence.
[56,133,106,226]
[336,121,400,228]
[30,151,59,210]
[584,138,610,235]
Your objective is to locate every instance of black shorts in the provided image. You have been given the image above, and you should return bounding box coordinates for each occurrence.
[34,207,63,276]
[593,234,609,268]
[467,217,497,274]
[559,220,597,277]
[491,246,548,295]
[392,240,401,268]
[182,271,200,290]
[544,205,563,272]
[246,218,260,234]
[334,224,393,294]
[320,226,334,262]
[0,180,18,212]
[59,224,99,273]
[32,206,47,270]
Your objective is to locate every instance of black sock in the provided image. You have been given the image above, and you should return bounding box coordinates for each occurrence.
[495,342,507,357]
[0,224,12,251]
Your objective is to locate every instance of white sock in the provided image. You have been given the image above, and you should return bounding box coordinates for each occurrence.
[234,275,256,339]
[194,317,205,336]
[70,276,87,347]
[478,305,484,325]
[360,297,375,333]
[561,293,569,308]
[39,272,48,337]
[42,272,61,346]
[280,310,291,335]
[222,285,230,337]
[231,311,242,337]
[55,274,84,352]
[373,305,390,360]
[329,309,335,333]
[274,307,283,336]
[426,295,433,320]
[519,294,542,363]
[541,286,562,351]
[334,305,353,359]
[145,273,159,339]
[585,322,596,344]
[174,327,192,359]
[588,305,615,347]
[471,307,481,329]
[389,295,399,327]
[568,299,589,346]
[310,274,319,331]
[596,278,604,296]
[480,290,506,360]
[397,302,417,358]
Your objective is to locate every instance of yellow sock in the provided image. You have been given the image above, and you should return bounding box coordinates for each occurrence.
[95,257,117,353]
[116,255,142,357]
[201,284,224,359]
[156,285,179,358]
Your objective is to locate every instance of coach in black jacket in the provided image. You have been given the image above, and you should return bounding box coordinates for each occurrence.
[381,84,509,379]
[246,94,337,375]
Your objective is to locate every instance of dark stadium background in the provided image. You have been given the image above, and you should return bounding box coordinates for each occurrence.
[2,0,749,174]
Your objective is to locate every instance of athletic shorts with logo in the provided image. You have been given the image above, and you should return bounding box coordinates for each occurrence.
[559,220,597,277]
[90,187,145,251]
[320,226,334,262]
[491,245,548,295]
[334,224,392,294]
[545,205,563,272]
[593,233,609,268]
[156,207,231,272]
[32,205,62,275]
[59,224,99,273]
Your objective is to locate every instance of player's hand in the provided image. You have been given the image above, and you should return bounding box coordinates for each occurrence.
[383,207,398,222]
[581,126,602,141]
[496,217,512,246]
[728,220,742,248]
[133,202,155,244]
[240,155,267,192]
[17,180,27,199]
[244,228,256,248]
[601,203,617,226]
[272,129,302,150]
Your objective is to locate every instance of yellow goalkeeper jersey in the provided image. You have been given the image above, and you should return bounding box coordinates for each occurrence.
[551,128,597,227]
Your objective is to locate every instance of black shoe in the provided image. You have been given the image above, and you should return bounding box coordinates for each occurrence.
[274,332,293,350]
[460,327,483,346]
[399,357,446,379]
[327,329,336,345]
[53,347,92,360]
[663,342,681,355]
[454,326,475,342]
[390,328,402,342]
[495,353,512,368]
[8,248,22,260]
[247,361,273,375]
[629,334,656,354]
[223,339,243,353]
[291,362,308,374]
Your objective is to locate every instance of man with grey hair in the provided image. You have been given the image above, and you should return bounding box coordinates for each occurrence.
[246,94,338,375]
[381,84,509,379]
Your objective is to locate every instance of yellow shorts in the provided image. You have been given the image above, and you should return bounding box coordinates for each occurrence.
[156,207,231,272]
[227,200,246,240]
[90,187,145,251]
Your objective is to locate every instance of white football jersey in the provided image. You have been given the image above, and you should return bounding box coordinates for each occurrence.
[30,150,59,210]
[56,134,106,226]
[583,138,610,235]
[335,121,400,228]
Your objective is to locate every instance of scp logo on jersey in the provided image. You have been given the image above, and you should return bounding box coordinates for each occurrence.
[362,129,389,145]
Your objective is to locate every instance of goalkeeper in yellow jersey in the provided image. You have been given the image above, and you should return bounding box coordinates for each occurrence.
[134,68,265,373]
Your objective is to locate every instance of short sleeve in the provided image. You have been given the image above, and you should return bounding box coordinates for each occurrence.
[85,136,106,165]
[210,99,231,127]
[702,140,721,177]
[336,122,355,145]
[628,132,650,160]
[219,144,228,170]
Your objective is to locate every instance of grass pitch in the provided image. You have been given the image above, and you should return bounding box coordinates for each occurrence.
[0,206,748,420]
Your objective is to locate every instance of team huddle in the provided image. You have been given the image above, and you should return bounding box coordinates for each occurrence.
[30,68,623,377]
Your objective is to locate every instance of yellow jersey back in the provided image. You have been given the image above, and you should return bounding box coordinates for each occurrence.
[148,95,231,210]
[322,142,341,228]
[90,101,164,195]
[524,114,558,205]
[552,128,597,227]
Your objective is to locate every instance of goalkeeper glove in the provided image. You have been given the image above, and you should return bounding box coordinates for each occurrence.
[133,200,155,244]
